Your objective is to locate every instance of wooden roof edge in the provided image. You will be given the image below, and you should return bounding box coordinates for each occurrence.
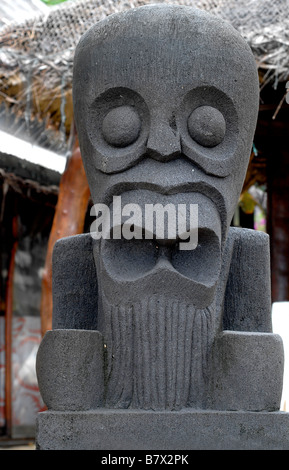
[0,152,61,188]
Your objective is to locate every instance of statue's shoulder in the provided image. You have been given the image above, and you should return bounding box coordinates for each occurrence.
[53,232,93,255]
[227,226,269,249]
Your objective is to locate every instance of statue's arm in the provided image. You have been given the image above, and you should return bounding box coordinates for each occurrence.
[211,228,283,411]
[52,233,98,330]
[223,228,272,332]
[36,234,103,411]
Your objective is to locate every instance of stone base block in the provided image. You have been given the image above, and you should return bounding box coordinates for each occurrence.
[36,409,289,450]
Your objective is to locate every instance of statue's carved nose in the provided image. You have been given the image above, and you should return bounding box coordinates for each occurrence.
[147,121,181,161]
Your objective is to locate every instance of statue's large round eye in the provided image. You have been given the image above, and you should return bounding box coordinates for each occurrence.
[102,105,141,148]
[187,106,226,148]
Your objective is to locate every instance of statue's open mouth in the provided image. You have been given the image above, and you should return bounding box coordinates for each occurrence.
[93,189,222,308]
[108,189,222,247]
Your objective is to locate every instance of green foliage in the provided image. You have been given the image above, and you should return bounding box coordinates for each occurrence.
[40,0,70,6]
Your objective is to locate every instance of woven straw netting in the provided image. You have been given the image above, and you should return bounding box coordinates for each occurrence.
[1,0,289,82]
[0,0,288,143]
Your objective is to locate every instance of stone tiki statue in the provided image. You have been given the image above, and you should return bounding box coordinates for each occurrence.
[36,5,288,450]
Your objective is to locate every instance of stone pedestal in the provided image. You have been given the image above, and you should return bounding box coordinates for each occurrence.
[36,409,289,450]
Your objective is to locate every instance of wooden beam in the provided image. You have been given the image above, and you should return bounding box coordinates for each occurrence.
[255,117,289,303]
[0,168,58,207]
[267,145,289,302]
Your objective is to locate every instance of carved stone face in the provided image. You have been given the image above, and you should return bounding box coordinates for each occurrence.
[73,3,259,300]
[73,4,259,231]
[73,5,260,409]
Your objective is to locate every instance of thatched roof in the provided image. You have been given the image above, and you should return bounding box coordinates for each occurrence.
[0,0,288,157]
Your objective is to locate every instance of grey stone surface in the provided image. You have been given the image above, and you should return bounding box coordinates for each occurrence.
[187,106,226,148]
[73,3,259,221]
[52,233,98,330]
[35,3,287,450]
[36,329,104,410]
[91,227,281,411]
[36,409,289,450]
[222,227,272,332]
[209,331,284,411]
[72,3,275,412]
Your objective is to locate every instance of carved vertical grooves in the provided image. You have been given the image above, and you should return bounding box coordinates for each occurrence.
[103,296,214,410]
